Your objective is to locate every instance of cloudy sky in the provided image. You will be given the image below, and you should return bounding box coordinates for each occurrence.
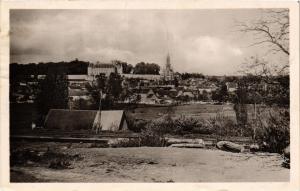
[10,9,288,75]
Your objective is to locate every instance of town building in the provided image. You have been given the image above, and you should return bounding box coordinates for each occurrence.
[87,61,122,77]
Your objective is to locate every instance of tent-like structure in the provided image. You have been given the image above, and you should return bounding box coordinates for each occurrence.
[44,109,128,132]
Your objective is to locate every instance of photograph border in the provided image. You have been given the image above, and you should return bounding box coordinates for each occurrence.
[0,0,299,191]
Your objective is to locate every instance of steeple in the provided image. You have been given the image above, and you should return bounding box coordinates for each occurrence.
[166,53,171,68]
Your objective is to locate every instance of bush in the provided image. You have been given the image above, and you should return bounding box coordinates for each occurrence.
[251,108,289,153]
[173,115,212,135]
[207,113,252,137]
[139,121,167,147]
[126,112,148,132]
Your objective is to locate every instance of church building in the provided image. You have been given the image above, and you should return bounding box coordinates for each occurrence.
[163,53,174,81]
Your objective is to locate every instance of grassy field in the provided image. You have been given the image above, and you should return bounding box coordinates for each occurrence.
[10,103,270,132]
[129,104,238,121]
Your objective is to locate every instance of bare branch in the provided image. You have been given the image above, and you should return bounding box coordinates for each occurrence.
[236,10,289,55]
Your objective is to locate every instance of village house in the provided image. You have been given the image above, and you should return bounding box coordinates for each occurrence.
[226,82,238,93]
[68,88,90,101]
[139,89,161,104]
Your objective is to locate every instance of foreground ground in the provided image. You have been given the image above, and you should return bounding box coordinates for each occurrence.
[10,142,289,182]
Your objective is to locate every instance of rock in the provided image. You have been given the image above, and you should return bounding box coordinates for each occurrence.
[216,141,244,153]
[249,144,260,152]
[166,138,204,146]
[283,145,290,159]
[169,143,205,148]
[147,161,158,165]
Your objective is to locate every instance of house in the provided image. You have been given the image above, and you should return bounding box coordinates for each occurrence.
[226,82,238,93]
[87,62,118,77]
[176,91,195,99]
[67,75,88,85]
[44,109,128,132]
[139,89,160,104]
[68,88,90,101]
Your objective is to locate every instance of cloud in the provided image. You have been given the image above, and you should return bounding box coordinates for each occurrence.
[168,36,244,74]
[10,9,287,75]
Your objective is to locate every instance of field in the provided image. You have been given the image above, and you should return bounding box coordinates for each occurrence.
[10,141,289,182]
[10,103,270,135]
[129,103,238,121]
[10,103,238,131]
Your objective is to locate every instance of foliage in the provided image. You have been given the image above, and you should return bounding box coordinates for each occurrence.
[180,73,205,80]
[140,123,167,147]
[86,73,122,110]
[107,73,123,100]
[133,62,160,75]
[112,60,133,74]
[208,113,252,137]
[211,82,229,102]
[10,58,89,77]
[233,80,248,131]
[72,98,90,110]
[35,69,68,124]
[250,108,290,153]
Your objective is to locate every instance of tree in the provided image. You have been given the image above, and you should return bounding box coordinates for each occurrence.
[112,60,133,74]
[85,74,107,110]
[86,73,123,110]
[36,69,68,125]
[238,9,289,56]
[107,73,123,100]
[133,62,160,74]
[73,98,89,110]
[180,73,205,80]
[233,79,248,135]
[235,9,290,151]
[211,82,228,103]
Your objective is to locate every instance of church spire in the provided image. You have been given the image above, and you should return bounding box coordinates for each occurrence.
[166,53,171,68]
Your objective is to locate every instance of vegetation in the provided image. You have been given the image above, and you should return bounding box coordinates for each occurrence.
[35,69,69,125]
[133,62,160,75]
[235,9,290,153]
[248,107,289,153]
[180,73,205,80]
[10,58,89,76]
[85,73,123,110]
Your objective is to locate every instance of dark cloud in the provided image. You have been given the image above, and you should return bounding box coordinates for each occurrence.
[10,9,288,75]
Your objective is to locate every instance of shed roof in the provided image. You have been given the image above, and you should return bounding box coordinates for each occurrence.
[45,109,126,132]
[93,110,126,131]
[45,109,98,130]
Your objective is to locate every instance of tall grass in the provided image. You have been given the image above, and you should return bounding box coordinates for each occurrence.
[248,107,289,153]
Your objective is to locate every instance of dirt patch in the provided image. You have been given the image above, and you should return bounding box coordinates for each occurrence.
[11,148,83,169]
[10,142,289,182]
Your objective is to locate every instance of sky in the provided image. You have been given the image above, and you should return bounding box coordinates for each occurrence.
[10,9,288,75]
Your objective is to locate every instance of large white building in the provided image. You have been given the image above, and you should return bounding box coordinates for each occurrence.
[87,61,122,77]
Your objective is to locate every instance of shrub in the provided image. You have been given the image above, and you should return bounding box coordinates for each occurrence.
[139,120,167,147]
[126,112,148,132]
[251,108,289,153]
[113,138,141,147]
[208,113,252,137]
[172,115,212,135]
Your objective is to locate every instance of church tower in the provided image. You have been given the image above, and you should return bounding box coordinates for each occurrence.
[164,53,174,81]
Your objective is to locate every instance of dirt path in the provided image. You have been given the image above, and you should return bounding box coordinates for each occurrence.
[11,143,289,182]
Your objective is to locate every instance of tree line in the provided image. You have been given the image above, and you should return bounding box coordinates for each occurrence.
[10,59,162,77]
